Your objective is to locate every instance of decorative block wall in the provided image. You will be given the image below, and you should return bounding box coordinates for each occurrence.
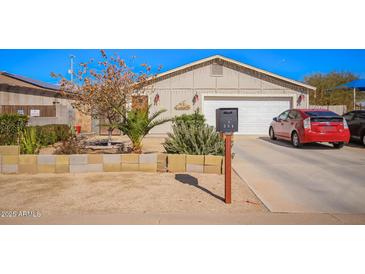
[0,146,223,175]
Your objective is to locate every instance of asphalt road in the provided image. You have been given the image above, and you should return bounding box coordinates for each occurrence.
[232,136,365,214]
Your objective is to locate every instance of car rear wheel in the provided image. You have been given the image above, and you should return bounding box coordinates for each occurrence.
[291,131,302,148]
[361,134,365,147]
[269,127,277,140]
[333,142,344,149]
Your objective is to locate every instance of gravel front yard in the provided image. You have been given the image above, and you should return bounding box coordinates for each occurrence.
[0,171,266,218]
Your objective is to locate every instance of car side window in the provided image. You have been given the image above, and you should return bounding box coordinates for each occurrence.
[278,110,289,121]
[288,110,299,120]
[358,113,365,120]
[352,112,365,120]
[343,112,355,120]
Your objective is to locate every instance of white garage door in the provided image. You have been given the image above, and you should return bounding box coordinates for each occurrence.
[203,96,292,135]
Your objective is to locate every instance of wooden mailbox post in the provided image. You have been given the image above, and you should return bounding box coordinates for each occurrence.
[216,108,238,204]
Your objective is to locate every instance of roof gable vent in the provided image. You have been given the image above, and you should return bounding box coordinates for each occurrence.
[211,63,223,76]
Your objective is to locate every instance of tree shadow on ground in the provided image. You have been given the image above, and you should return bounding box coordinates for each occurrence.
[175,174,224,202]
[258,137,336,150]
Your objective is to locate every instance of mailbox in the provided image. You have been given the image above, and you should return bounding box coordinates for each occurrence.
[216,108,238,133]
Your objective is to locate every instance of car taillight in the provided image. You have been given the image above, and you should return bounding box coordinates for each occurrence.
[303,117,311,129]
[343,118,349,129]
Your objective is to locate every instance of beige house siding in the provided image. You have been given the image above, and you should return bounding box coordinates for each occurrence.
[0,83,78,127]
[148,63,310,134]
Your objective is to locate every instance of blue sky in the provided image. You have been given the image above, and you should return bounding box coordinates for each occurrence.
[0,49,364,84]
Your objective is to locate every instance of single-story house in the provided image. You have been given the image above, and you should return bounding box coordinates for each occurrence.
[1,55,316,136]
[0,72,91,131]
[143,55,316,135]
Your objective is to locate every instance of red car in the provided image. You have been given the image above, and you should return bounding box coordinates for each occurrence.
[269,109,350,149]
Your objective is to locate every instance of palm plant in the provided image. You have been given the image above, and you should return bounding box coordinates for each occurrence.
[118,105,170,153]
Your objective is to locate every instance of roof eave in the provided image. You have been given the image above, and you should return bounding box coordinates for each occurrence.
[147,55,316,91]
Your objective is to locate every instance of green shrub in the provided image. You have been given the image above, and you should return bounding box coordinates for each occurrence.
[34,125,57,146]
[163,121,225,155]
[53,124,72,142]
[20,127,41,154]
[173,109,205,128]
[31,124,71,146]
[0,114,29,145]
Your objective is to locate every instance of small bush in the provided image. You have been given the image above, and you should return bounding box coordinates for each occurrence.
[163,121,225,155]
[173,109,205,128]
[31,124,71,146]
[0,114,29,145]
[54,129,84,155]
[20,127,41,154]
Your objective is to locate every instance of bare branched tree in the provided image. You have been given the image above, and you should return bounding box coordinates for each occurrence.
[52,50,159,145]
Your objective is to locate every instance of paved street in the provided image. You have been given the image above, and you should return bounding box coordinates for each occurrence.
[233,136,365,214]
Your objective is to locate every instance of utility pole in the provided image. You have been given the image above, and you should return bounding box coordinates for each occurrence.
[353,87,356,110]
[68,55,75,82]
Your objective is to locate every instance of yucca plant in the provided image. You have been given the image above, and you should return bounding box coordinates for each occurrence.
[163,121,225,155]
[118,105,171,153]
[20,127,41,154]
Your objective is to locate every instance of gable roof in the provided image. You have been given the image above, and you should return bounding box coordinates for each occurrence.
[0,71,60,91]
[148,55,316,92]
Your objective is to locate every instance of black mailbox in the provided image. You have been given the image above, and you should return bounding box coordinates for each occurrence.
[216,108,238,133]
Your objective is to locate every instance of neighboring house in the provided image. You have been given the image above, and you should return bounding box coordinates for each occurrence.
[0,72,91,131]
[142,55,316,135]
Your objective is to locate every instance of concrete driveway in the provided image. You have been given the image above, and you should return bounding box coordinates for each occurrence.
[232,136,365,214]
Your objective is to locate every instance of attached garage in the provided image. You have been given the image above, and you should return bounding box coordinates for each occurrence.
[203,96,292,134]
[141,55,315,135]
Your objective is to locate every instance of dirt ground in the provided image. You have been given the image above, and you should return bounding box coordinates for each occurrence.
[0,171,266,218]
[39,135,166,154]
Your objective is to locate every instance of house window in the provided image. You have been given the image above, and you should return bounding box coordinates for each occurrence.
[211,63,223,76]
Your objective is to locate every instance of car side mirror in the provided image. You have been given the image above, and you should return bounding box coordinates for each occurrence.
[273,117,278,122]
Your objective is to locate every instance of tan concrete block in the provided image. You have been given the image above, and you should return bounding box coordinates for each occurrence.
[70,154,87,165]
[1,164,18,174]
[55,164,69,173]
[38,164,56,173]
[186,164,204,173]
[186,155,204,165]
[204,155,223,166]
[88,154,103,164]
[56,155,69,165]
[157,154,167,164]
[204,165,222,174]
[157,154,167,172]
[167,154,186,172]
[37,155,56,165]
[0,145,19,155]
[121,154,139,164]
[139,153,157,164]
[121,163,139,171]
[139,163,157,172]
[19,155,37,165]
[103,163,121,172]
[18,164,38,174]
[103,154,121,164]
[2,155,19,164]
